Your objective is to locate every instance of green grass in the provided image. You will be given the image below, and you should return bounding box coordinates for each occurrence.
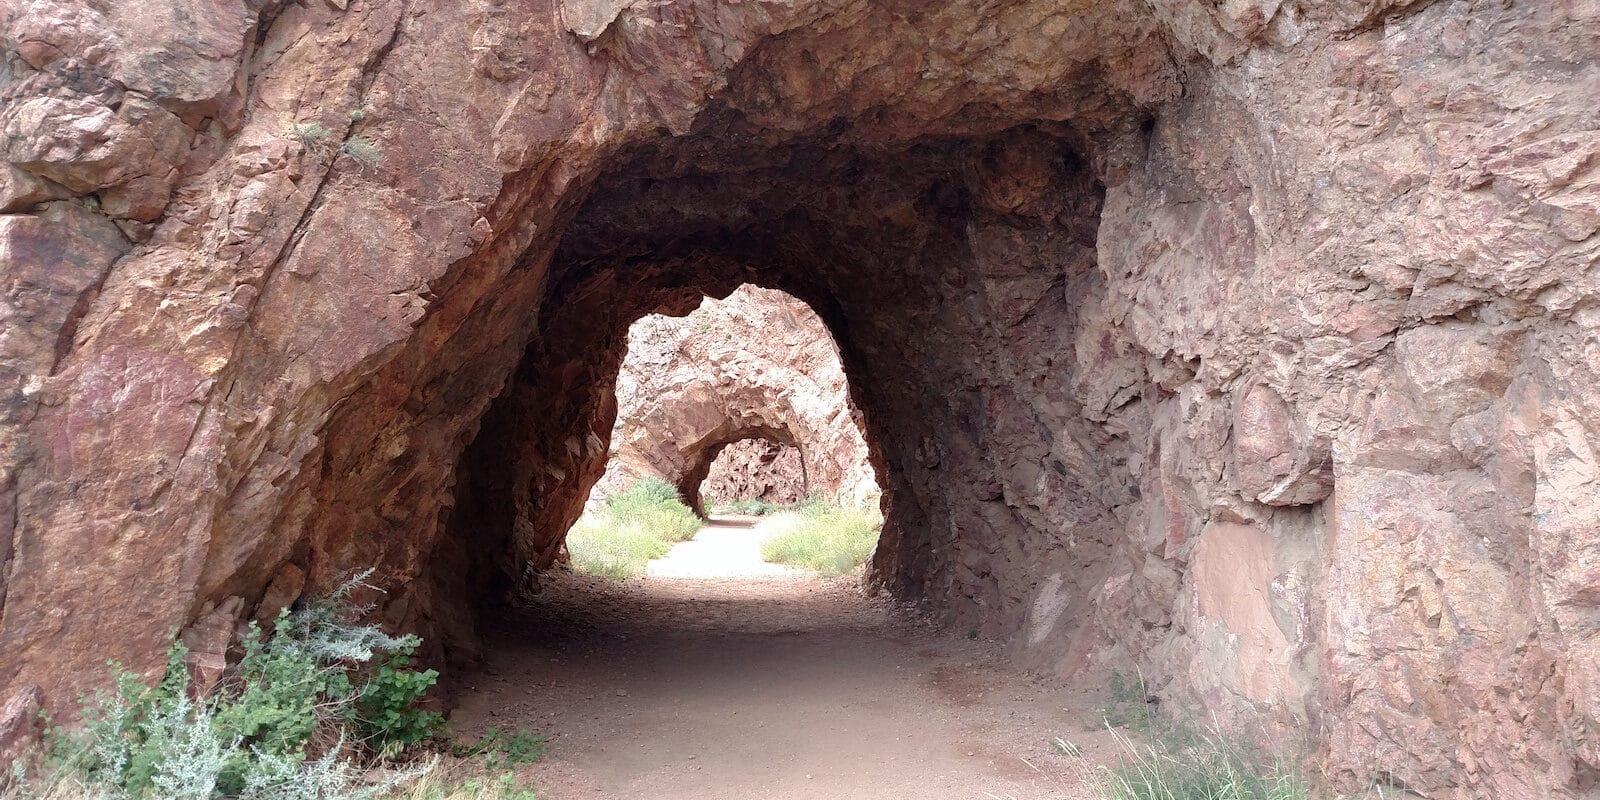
[1094,728,1310,800]
[447,726,545,770]
[392,766,537,800]
[565,518,672,580]
[1103,671,1158,731]
[1089,674,1310,800]
[599,478,702,543]
[758,503,881,577]
[565,478,703,579]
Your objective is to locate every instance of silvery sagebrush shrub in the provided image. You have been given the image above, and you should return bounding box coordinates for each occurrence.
[11,571,444,800]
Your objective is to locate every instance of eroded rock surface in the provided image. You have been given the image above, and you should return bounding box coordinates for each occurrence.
[702,439,807,507]
[591,285,874,514]
[0,2,1595,797]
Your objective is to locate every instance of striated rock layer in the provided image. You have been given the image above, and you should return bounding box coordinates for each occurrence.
[0,1,1596,796]
[590,284,875,515]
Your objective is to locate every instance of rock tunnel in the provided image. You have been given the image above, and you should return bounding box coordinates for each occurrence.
[0,1,1596,797]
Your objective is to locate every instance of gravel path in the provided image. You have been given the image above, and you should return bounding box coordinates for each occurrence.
[450,522,1120,800]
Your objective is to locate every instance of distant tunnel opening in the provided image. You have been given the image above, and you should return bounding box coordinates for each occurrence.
[674,425,802,520]
[699,437,808,510]
[583,284,877,526]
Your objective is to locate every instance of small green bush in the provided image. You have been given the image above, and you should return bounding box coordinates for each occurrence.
[758,503,881,577]
[14,572,446,800]
[339,135,383,168]
[288,122,331,155]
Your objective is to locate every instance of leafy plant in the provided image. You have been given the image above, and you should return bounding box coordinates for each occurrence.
[355,643,444,758]
[12,572,443,800]
[212,613,339,767]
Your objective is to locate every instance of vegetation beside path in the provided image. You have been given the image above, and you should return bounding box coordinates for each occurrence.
[757,502,881,577]
[566,478,703,580]
[2,574,541,800]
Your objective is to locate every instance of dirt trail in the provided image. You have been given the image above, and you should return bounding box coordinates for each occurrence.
[645,517,807,580]
[451,519,1120,799]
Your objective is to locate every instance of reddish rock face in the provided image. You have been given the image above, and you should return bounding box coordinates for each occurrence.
[590,285,876,515]
[0,1,1596,796]
[702,439,808,508]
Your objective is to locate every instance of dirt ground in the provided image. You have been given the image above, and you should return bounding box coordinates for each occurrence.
[449,519,1122,800]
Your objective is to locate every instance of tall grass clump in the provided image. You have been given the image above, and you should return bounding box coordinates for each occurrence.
[599,478,702,543]
[758,503,881,577]
[565,516,672,580]
[1090,683,1309,800]
[1102,671,1158,732]
[5,573,445,800]
[565,478,703,579]
[1094,727,1310,800]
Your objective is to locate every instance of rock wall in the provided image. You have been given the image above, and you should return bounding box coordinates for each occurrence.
[0,1,1595,796]
[590,284,874,514]
[702,439,807,507]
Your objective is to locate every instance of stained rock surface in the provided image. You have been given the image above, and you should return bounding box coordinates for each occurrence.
[0,1,1595,797]
[591,285,875,514]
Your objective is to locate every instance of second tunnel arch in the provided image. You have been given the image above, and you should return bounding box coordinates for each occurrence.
[677,424,804,518]
[686,430,809,516]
